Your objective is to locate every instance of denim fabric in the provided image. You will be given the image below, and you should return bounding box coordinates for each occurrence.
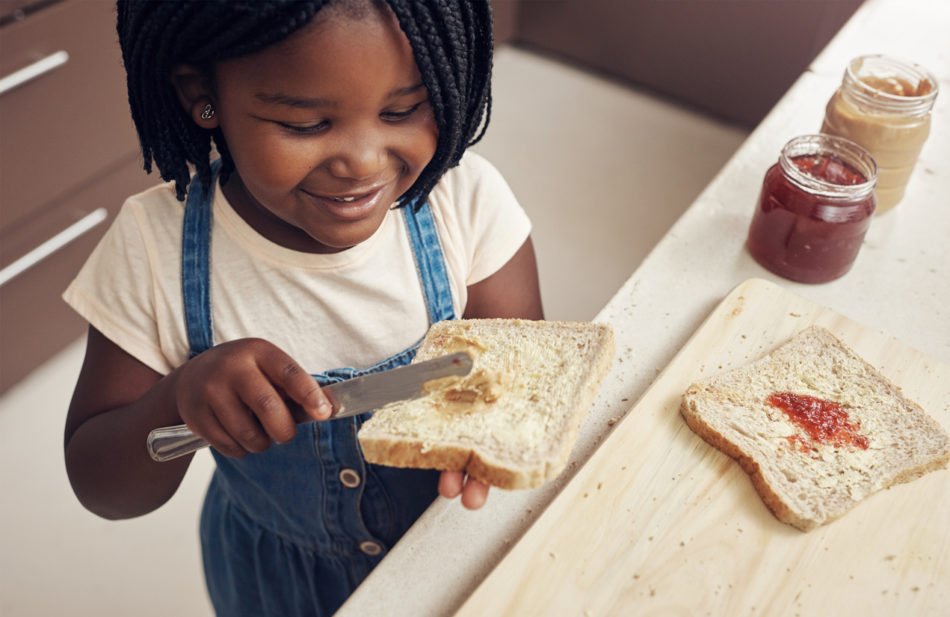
[403,197,455,325]
[181,159,219,358]
[181,166,454,616]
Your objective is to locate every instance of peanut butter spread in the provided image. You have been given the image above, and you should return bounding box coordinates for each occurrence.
[369,328,584,456]
[422,368,511,413]
[860,75,934,97]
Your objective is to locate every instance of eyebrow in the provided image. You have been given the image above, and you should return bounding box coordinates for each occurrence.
[254,83,425,109]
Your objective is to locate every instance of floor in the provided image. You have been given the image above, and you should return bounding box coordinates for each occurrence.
[0,46,747,616]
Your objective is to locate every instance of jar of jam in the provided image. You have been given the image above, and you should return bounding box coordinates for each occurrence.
[821,54,938,214]
[746,134,877,284]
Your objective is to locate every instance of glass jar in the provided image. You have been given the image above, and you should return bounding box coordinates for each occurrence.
[821,54,938,214]
[746,134,877,284]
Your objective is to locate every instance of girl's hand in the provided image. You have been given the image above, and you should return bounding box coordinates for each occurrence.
[438,470,489,509]
[170,338,331,458]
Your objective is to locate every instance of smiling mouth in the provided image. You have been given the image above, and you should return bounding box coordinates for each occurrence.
[304,185,389,220]
[320,186,384,203]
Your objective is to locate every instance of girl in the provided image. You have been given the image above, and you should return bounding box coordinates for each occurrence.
[62,1,542,615]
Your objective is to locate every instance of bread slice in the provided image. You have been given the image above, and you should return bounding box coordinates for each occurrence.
[680,325,950,531]
[357,319,615,489]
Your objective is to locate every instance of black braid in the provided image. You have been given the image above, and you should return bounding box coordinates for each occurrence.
[388,0,493,206]
[116,0,494,205]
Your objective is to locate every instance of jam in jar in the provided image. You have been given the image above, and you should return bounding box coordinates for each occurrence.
[746,134,877,284]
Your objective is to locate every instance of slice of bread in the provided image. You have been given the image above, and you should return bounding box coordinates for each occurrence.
[357,319,615,489]
[680,325,950,531]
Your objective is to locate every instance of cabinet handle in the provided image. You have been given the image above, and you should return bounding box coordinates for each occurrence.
[0,208,108,286]
[0,50,69,96]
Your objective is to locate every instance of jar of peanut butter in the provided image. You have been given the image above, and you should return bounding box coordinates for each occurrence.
[821,55,937,214]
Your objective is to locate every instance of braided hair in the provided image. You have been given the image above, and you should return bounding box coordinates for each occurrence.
[116,0,494,205]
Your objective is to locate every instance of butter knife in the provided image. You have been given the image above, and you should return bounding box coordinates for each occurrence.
[147,351,472,462]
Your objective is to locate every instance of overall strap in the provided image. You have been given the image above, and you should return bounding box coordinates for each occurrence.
[402,200,456,325]
[181,160,221,358]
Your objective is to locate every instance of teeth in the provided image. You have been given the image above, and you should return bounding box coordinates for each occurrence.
[334,196,357,202]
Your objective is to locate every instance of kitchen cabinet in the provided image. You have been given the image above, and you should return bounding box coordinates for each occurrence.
[0,0,154,393]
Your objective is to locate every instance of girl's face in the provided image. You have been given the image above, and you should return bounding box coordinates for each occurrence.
[211,4,437,253]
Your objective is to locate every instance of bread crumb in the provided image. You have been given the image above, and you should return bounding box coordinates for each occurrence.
[548,551,556,559]
[884,555,896,561]
[597,482,603,490]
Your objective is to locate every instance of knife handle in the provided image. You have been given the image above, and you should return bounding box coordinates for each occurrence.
[147,424,209,462]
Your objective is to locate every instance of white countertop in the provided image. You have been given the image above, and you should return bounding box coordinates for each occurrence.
[338,1,950,614]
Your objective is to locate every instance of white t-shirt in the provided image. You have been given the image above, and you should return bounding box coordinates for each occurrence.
[63,151,531,375]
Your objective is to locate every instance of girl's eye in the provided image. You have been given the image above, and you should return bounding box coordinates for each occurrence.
[278,121,329,135]
[381,102,424,122]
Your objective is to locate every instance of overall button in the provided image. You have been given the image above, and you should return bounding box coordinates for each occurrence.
[339,468,361,488]
[359,541,384,556]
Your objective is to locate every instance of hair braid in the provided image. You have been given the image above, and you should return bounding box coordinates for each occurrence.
[386,0,493,206]
[117,0,493,204]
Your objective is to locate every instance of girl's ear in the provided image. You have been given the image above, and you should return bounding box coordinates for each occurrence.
[171,65,218,129]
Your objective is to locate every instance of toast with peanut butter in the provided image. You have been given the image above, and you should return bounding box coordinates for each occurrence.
[680,326,950,531]
[357,319,615,489]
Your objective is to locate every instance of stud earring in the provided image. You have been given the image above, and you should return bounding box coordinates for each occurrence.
[200,103,215,120]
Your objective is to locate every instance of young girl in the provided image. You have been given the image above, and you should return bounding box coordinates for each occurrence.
[62,1,542,615]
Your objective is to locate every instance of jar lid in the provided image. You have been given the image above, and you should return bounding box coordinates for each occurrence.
[779,134,878,198]
[842,54,938,115]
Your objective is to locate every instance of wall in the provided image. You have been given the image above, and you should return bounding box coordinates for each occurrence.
[508,0,864,128]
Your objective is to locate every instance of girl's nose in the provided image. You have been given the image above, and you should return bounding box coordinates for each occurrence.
[327,129,386,181]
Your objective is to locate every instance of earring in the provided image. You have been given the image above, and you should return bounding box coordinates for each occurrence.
[200,103,215,120]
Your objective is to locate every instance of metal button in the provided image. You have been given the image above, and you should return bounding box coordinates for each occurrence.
[339,468,361,488]
[359,541,384,556]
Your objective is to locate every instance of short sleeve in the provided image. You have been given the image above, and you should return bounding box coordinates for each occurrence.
[62,194,183,375]
[429,151,532,289]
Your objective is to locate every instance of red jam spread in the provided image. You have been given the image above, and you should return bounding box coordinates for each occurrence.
[767,391,869,451]
[791,153,866,186]
[746,151,875,284]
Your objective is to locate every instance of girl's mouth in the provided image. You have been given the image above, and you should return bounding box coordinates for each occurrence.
[307,186,388,220]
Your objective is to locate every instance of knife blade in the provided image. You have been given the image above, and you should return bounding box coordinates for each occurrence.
[146,351,473,462]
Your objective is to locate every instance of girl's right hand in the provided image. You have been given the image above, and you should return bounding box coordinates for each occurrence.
[170,338,332,457]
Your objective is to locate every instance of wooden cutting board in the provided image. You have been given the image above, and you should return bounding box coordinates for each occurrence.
[454,278,950,617]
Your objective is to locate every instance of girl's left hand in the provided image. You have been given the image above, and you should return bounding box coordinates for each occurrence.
[438,235,542,512]
[438,470,489,509]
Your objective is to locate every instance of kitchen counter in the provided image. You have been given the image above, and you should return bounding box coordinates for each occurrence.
[338,0,950,614]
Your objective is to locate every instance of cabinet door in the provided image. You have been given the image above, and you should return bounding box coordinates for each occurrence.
[1,0,156,392]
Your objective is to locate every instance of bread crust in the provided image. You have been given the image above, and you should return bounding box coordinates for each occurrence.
[358,319,615,490]
[680,326,950,531]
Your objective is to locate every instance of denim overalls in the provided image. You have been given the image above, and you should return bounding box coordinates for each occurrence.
[181,162,452,616]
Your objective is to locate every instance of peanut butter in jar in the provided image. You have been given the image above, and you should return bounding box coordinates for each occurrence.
[821,55,938,214]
